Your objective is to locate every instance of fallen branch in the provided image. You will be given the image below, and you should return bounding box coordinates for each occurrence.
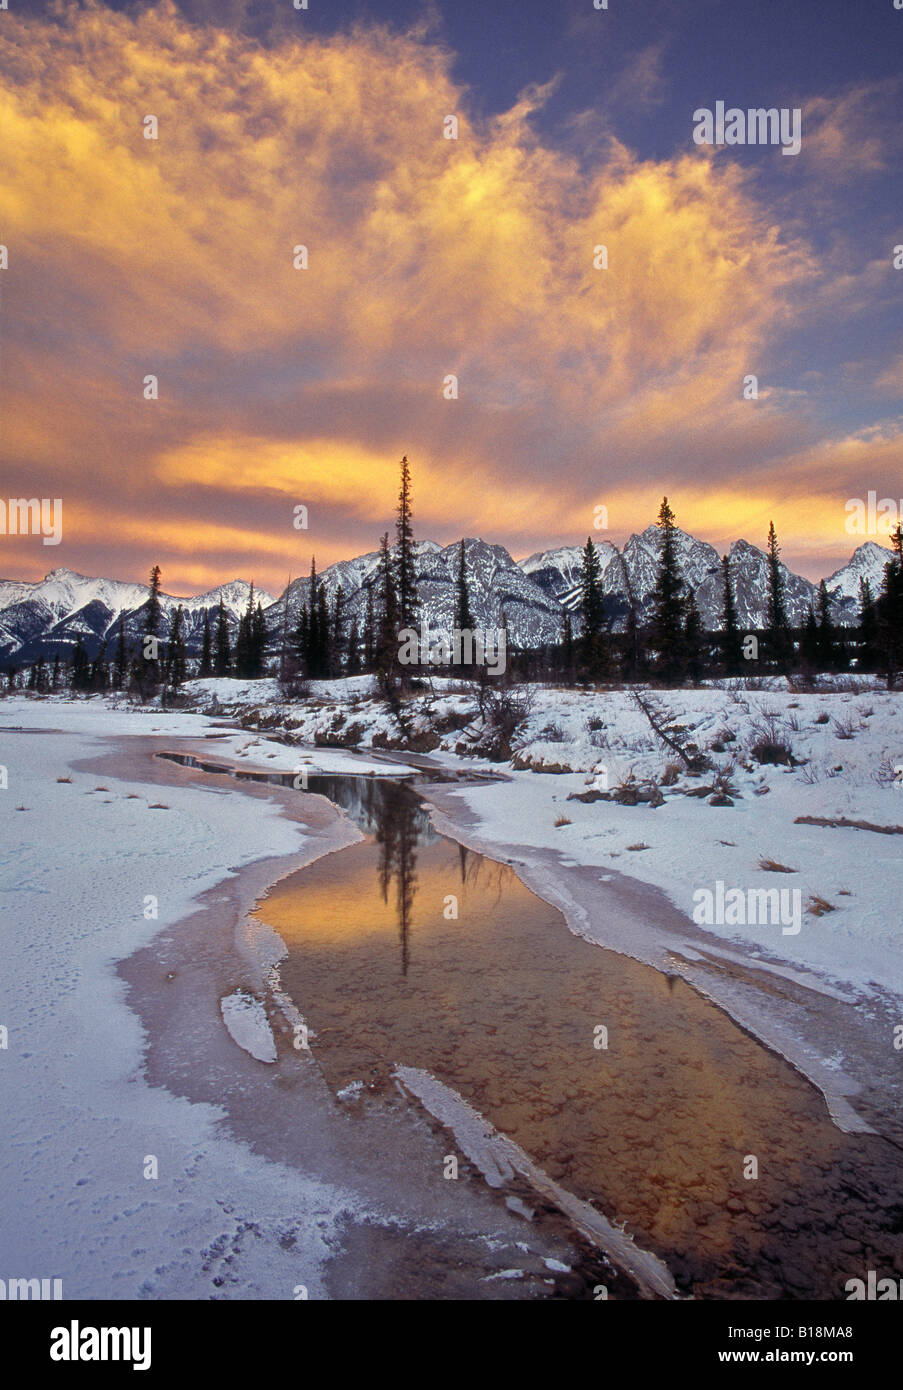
[794,815,903,836]
[631,690,709,773]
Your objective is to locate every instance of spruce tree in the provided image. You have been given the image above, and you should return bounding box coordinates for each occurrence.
[816,580,836,672]
[331,584,345,678]
[765,522,791,671]
[51,653,61,691]
[376,531,399,689]
[199,612,213,678]
[294,602,309,675]
[395,455,418,630]
[561,611,574,683]
[90,639,107,692]
[800,607,819,672]
[346,618,361,676]
[878,523,903,688]
[146,565,162,642]
[214,599,232,676]
[454,540,474,633]
[35,654,47,693]
[252,601,267,678]
[136,565,162,696]
[683,591,704,683]
[233,586,254,679]
[720,554,742,676]
[113,622,128,690]
[303,559,322,677]
[650,497,685,682]
[363,584,376,673]
[167,606,186,688]
[579,536,606,680]
[857,576,878,673]
[71,635,90,692]
[315,581,331,680]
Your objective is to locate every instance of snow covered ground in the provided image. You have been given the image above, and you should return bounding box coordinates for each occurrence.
[0,702,359,1298]
[0,694,587,1298]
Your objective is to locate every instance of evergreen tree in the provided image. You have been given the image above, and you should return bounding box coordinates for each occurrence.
[765,522,791,671]
[90,639,107,692]
[316,581,331,679]
[560,610,574,683]
[395,455,418,629]
[346,617,361,676]
[146,565,162,642]
[683,591,704,683]
[233,586,252,679]
[51,653,61,691]
[35,655,47,693]
[135,564,163,696]
[878,523,903,688]
[71,635,90,692]
[214,599,232,676]
[294,602,310,674]
[27,661,37,690]
[252,601,268,678]
[363,583,376,673]
[579,536,606,679]
[650,497,685,682]
[720,554,742,676]
[376,531,399,688]
[857,576,879,673]
[113,622,128,691]
[816,580,837,672]
[621,598,642,682]
[331,584,345,678]
[166,606,186,688]
[300,558,330,679]
[199,612,213,678]
[361,583,375,675]
[454,540,474,633]
[800,606,819,672]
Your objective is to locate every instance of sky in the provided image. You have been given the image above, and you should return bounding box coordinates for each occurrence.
[1,0,901,596]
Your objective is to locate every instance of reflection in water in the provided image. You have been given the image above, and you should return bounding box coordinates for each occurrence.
[249,771,903,1299]
[373,782,423,977]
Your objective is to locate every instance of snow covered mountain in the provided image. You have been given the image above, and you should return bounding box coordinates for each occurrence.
[521,532,895,633]
[270,539,564,648]
[0,568,274,663]
[0,535,894,663]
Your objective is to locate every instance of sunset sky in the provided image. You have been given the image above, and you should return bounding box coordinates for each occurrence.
[1,0,901,595]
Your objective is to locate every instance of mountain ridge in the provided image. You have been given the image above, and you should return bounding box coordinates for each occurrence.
[0,536,894,664]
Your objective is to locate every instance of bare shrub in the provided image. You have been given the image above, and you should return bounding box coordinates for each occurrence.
[475,685,536,762]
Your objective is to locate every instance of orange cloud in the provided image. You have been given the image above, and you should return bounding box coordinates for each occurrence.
[0,1,893,587]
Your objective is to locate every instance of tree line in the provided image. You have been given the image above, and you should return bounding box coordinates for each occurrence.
[5,478,903,695]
